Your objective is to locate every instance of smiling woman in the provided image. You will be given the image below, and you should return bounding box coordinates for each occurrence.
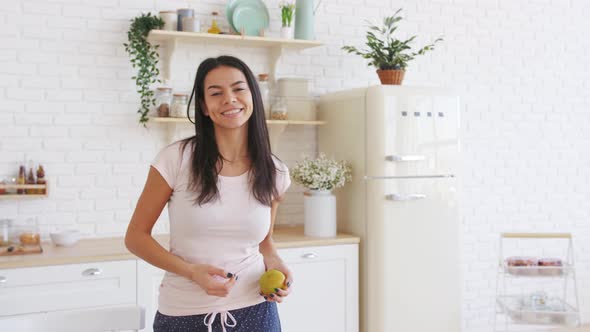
[202,68,254,129]
[184,56,277,204]
[125,55,293,332]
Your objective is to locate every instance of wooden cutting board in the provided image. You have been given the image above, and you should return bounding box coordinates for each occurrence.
[0,244,43,256]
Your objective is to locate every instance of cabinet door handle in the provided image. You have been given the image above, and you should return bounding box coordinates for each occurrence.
[82,268,102,277]
[385,193,427,201]
[302,253,318,259]
[385,154,425,162]
[0,276,6,284]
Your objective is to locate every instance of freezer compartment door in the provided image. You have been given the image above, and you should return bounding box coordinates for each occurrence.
[365,86,459,176]
[365,177,460,332]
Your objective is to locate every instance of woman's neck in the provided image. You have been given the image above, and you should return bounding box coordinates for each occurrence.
[214,125,249,162]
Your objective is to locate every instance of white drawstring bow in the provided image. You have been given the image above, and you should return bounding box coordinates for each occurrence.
[203,311,237,332]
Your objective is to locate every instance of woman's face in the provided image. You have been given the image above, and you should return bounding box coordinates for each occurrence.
[202,66,254,129]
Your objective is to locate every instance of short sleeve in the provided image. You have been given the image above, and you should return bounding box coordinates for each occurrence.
[150,142,183,190]
[273,156,291,200]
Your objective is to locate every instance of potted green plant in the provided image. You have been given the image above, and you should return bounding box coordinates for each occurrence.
[279,1,296,39]
[123,13,164,126]
[342,9,443,85]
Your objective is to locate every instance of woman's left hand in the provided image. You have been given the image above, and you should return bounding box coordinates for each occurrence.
[261,254,293,303]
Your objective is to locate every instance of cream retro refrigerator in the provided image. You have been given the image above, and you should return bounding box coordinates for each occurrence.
[318,85,461,332]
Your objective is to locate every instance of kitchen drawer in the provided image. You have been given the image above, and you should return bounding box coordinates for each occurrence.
[0,260,136,316]
[278,244,357,264]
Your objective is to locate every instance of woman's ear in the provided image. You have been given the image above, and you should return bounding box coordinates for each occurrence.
[200,101,209,116]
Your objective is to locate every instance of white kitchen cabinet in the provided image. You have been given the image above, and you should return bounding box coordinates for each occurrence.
[0,240,358,332]
[0,260,136,316]
[136,244,359,332]
[278,244,359,332]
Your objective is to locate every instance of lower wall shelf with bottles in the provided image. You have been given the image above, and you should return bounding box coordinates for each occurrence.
[0,184,48,199]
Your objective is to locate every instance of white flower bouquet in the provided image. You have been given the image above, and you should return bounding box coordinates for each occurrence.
[291,154,352,191]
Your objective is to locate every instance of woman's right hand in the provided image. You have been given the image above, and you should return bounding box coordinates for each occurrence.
[186,263,238,297]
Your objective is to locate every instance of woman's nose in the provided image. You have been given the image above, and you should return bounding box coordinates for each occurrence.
[223,92,237,104]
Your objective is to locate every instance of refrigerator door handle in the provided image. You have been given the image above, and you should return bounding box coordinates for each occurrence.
[385,154,426,162]
[385,193,427,201]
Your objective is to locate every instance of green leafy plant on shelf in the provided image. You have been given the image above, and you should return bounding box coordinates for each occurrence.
[280,1,296,27]
[124,13,164,125]
[342,9,443,84]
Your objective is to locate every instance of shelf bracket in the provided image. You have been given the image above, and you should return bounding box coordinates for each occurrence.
[160,38,177,82]
[269,46,284,86]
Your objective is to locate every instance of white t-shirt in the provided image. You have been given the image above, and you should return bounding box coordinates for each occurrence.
[150,141,291,316]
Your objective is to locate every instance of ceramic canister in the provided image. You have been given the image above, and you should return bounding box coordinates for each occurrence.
[182,16,200,32]
[159,11,177,31]
[176,8,194,31]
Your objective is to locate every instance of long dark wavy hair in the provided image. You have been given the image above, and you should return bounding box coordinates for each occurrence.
[179,55,279,206]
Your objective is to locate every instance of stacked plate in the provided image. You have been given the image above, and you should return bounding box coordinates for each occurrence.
[226,0,270,36]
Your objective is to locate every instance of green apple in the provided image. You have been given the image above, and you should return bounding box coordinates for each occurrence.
[259,269,286,295]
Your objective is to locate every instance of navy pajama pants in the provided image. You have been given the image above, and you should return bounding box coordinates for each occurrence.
[153,301,281,332]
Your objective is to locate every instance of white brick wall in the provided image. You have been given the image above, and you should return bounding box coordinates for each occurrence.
[1,0,589,330]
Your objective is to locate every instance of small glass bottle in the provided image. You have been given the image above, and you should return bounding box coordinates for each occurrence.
[171,93,188,118]
[207,12,221,34]
[17,165,26,194]
[257,74,271,119]
[155,87,172,117]
[0,178,6,195]
[36,165,46,195]
[271,96,288,120]
[25,168,36,194]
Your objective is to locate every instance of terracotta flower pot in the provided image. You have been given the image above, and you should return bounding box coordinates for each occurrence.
[376,69,405,85]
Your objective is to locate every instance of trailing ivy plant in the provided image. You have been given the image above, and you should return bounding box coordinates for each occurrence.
[342,9,443,70]
[124,13,164,126]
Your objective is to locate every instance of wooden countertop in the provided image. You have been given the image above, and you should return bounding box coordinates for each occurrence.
[0,225,359,269]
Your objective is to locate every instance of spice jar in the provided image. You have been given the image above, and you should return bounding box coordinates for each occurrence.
[155,87,172,117]
[271,96,288,120]
[171,93,188,118]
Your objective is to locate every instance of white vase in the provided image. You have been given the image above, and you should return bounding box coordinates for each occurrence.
[303,189,337,237]
[280,26,293,39]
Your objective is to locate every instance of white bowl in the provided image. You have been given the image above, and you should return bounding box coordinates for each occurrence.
[50,230,80,247]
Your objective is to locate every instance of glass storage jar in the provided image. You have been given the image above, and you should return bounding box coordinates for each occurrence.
[14,223,40,246]
[171,93,188,118]
[155,87,172,117]
[0,218,13,246]
[257,74,271,119]
[271,96,288,120]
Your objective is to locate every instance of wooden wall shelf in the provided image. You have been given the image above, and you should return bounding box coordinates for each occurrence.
[0,184,48,199]
[148,117,325,151]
